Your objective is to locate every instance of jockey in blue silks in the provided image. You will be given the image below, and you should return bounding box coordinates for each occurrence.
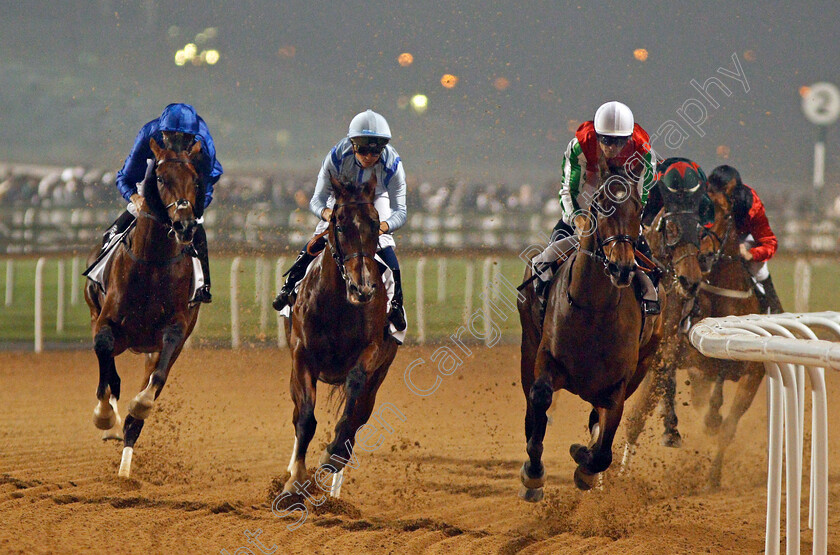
[104,103,223,303]
[272,109,408,331]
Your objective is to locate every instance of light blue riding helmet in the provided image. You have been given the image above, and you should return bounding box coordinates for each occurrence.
[348,109,391,141]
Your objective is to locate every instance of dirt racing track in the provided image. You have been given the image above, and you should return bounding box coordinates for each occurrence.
[1,346,840,554]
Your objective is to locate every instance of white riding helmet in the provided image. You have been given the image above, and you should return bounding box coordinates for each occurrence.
[593,101,634,136]
[348,109,392,141]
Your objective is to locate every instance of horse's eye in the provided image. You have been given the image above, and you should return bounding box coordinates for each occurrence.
[335,225,344,233]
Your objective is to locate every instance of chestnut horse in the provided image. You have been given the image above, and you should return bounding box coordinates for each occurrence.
[623,160,709,458]
[84,139,202,479]
[518,168,663,500]
[282,175,398,497]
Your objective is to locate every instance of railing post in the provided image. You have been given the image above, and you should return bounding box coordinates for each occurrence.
[56,259,65,333]
[34,258,46,353]
[415,257,426,345]
[230,257,242,348]
[5,259,13,306]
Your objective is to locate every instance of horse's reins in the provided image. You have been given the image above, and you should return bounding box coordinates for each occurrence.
[328,201,378,283]
[697,212,753,298]
[124,157,197,265]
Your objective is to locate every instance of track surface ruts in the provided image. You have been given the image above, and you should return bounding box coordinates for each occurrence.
[1,346,839,554]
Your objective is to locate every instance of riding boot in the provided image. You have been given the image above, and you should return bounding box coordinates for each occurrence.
[101,210,135,250]
[191,225,212,304]
[635,234,663,289]
[635,271,661,316]
[754,275,784,314]
[272,248,316,311]
[388,269,407,332]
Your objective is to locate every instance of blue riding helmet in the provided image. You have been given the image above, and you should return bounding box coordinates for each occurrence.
[159,103,200,135]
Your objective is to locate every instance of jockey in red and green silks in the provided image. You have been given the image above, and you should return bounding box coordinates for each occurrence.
[558,119,656,228]
[533,101,661,315]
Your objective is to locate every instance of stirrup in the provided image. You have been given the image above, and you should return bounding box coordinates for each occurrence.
[192,285,212,304]
[641,299,660,316]
[389,302,407,332]
[272,287,294,311]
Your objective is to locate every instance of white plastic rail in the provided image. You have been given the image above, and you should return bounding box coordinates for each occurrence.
[690,312,840,555]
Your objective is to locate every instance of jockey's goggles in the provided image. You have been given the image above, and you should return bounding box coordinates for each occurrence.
[352,141,386,156]
[597,134,630,147]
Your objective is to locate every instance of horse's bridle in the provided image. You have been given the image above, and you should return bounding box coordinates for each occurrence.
[698,212,736,273]
[328,201,378,283]
[138,158,198,240]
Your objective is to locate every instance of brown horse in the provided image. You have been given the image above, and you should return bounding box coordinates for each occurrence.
[518,169,663,500]
[686,175,767,488]
[84,139,202,479]
[623,161,708,455]
[282,174,398,497]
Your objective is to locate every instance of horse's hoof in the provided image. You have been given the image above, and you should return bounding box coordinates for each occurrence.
[128,396,153,420]
[570,443,590,465]
[101,413,123,441]
[518,485,544,503]
[574,467,597,491]
[520,461,545,489]
[320,448,347,471]
[93,406,116,430]
[661,431,682,448]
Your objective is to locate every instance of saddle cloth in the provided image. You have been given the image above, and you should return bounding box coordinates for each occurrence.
[277,252,406,344]
[83,226,204,303]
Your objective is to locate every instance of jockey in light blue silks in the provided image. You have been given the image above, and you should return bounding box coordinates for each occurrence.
[272,109,408,331]
[103,103,223,303]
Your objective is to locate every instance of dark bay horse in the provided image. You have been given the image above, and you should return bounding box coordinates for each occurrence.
[282,174,398,497]
[518,168,663,500]
[686,174,768,488]
[623,158,709,459]
[84,139,202,479]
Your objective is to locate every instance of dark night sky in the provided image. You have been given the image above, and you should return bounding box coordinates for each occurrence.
[1,0,839,195]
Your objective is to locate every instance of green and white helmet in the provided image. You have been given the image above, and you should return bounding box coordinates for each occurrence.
[348,110,392,141]
[594,101,634,136]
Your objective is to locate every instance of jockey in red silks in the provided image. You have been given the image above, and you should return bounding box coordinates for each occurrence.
[706,165,783,314]
[531,101,661,314]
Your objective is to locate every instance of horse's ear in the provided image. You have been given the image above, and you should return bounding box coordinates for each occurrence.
[149,138,163,160]
[189,140,201,160]
[362,174,378,201]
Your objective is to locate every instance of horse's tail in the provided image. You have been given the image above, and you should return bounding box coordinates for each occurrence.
[326,383,347,417]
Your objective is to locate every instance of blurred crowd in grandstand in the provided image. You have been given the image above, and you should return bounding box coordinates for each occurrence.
[0,162,830,221]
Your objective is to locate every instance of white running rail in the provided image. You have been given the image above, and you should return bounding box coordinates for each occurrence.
[690,312,840,555]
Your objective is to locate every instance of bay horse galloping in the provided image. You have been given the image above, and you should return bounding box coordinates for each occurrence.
[686,175,769,488]
[282,174,398,497]
[518,167,663,500]
[623,158,709,458]
[84,139,202,479]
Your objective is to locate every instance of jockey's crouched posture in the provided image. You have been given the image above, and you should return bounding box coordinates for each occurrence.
[272,109,408,331]
[531,101,661,315]
[102,103,223,303]
[706,165,783,314]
